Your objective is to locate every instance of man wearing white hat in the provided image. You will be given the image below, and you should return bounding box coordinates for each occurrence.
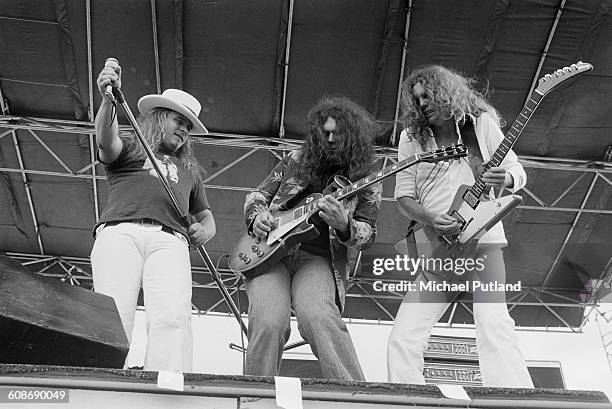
[91,61,215,372]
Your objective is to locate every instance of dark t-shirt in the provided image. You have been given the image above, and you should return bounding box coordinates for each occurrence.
[297,184,332,257]
[96,139,210,236]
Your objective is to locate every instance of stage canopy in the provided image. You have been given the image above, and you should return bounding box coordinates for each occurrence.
[1,0,611,332]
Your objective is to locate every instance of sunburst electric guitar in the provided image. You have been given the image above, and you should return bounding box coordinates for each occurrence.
[433,61,593,248]
[230,145,467,278]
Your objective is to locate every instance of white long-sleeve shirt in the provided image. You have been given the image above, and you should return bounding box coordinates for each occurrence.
[394,111,527,244]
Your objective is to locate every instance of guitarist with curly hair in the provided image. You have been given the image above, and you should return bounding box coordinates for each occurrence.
[387,65,533,387]
[242,96,382,380]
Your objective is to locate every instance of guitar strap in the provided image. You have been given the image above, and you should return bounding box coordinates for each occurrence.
[283,184,311,211]
[404,118,483,257]
[405,220,420,259]
[458,117,485,180]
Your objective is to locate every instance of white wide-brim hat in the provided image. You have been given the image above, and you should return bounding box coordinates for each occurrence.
[138,89,208,135]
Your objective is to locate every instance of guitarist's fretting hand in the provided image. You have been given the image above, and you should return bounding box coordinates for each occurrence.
[252,211,278,239]
[317,195,350,239]
[480,165,514,196]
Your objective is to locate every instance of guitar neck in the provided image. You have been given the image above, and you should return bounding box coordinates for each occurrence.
[333,156,420,202]
[471,91,544,197]
[297,156,421,219]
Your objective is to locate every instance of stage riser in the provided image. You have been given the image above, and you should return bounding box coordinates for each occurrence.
[0,364,609,409]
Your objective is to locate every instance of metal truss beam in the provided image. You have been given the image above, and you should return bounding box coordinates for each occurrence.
[150,0,162,94]
[521,187,547,206]
[9,251,595,310]
[542,173,600,287]
[203,148,258,183]
[278,0,295,138]
[527,289,579,333]
[1,119,611,173]
[2,111,610,333]
[201,289,240,315]
[390,0,412,146]
[354,282,396,321]
[2,115,612,172]
[2,119,611,227]
[3,166,611,212]
[26,129,73,172]
[0,95,45,254]
[371,0,403,120]
[444,302,458,327]
[594,305,612,376]
[579,256,612,331]
[86,0,101,222]
[6,251,596,311]
[0,129,13,139]
[524,0,566,107]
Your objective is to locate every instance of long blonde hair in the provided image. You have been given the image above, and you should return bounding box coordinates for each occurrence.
[123,108,205,178]
[400,65,501,148]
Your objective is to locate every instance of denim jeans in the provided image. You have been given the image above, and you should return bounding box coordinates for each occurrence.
[90,222,193,372]
[387,244,534,387]
[244,249,365,381]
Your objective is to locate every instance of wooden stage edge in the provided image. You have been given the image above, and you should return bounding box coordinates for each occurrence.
[0,364,610,409]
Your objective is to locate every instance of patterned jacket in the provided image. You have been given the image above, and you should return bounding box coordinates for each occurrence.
[244,150,382,312]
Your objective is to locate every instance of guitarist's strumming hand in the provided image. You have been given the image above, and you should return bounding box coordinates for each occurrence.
[252,211,278,239]
[428,214,461,237]
[317,195,350,240]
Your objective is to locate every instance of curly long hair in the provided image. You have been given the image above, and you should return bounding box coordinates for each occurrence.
[123,108,205,179]
[400,65,501,148]
[297,96,377,188]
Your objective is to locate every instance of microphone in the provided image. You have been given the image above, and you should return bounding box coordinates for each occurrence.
[104,58,119,102]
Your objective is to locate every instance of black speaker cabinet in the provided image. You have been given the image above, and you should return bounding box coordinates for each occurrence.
[0,254,129,368]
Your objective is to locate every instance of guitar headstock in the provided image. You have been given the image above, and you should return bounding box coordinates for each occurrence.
[419,144,468,164]
[536,61,593,95]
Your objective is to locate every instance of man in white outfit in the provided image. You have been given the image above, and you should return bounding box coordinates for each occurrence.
[387,65,533,388]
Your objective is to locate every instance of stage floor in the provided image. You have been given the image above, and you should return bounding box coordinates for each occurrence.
[0,364,610,409]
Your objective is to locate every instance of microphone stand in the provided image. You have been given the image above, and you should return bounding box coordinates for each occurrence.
[107,86,248,336]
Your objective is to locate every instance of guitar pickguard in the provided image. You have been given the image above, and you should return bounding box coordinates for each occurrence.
[456,195,522,243]
[441,185,523,245]
[267,214,310,245]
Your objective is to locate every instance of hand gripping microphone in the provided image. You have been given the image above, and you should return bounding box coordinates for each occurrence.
[104,58,119,103]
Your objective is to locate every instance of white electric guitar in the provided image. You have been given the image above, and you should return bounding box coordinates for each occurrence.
[436,61,593,248]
